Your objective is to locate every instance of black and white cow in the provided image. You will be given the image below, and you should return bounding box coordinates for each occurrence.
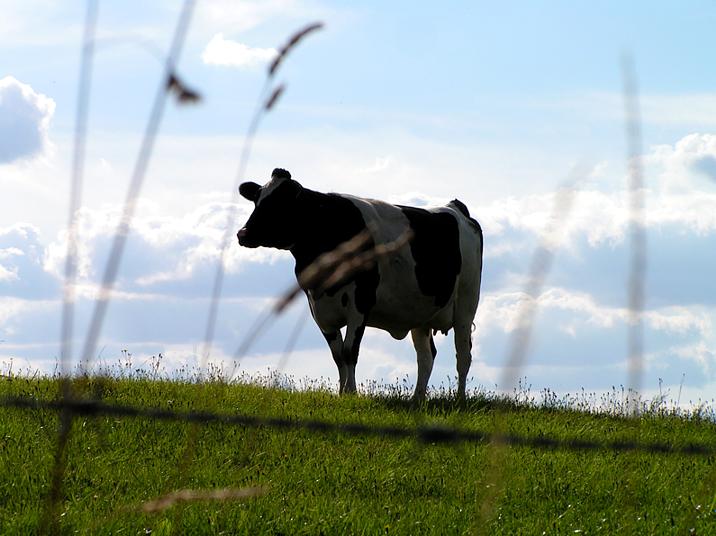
[237,168,483,400]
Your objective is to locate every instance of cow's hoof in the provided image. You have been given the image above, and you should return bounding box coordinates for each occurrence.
[410,393,427,408]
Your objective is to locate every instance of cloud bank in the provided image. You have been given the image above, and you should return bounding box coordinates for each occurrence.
[0,77,55,164]
[2,121,716,399]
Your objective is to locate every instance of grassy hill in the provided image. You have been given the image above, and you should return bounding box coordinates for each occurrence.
[1,370,715,534]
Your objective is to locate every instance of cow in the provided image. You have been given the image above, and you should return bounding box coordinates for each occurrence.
[237,168,483,400]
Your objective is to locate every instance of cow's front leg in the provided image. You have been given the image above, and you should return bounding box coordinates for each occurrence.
[454,323,473,400]
[322,330,347,393]
[342,322,366,394]
[411,327,436,401]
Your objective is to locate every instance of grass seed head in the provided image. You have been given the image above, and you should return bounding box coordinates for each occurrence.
[264,84,286,111]
[268,22,324,77]
[166,72,202,104]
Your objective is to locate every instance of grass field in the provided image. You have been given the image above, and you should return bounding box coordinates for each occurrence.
[1,370,716,534]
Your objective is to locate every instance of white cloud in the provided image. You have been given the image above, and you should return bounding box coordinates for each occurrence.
[672,342,716,374]
[0,265,18,282]
[476,286,712,339]
[201,33,277,68]
[0,296,53,331]
[0,247,23,281]
[0,77,55,164]
[0,223,58,298]
[360,155,393,174]
[43,199,286,289]
[0,247,23,260]
[469,133,716,259]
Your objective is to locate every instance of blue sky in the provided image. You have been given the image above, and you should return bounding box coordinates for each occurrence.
[2,1,716,404]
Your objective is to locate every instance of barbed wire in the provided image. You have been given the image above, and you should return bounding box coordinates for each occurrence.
[3,394,714,457]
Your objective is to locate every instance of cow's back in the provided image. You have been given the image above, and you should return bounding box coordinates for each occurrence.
[344,195,480,339]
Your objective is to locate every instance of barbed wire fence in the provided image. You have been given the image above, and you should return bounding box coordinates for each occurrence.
[2,1,715,533]
[3,394,714,458]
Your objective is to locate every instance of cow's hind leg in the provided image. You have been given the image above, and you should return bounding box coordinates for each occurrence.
[322,330,347,393]
[411,327,436,401]
[454,323,472,400]
[342,322,365,394]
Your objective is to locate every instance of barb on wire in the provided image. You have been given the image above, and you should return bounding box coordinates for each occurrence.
[621,54,647,413]
[3,395,715,458]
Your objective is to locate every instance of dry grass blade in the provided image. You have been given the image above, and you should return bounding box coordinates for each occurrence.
[189,21,324,500]
[200,22,326,370]
[499,179,580,390]
[229,229,412,372]
[268,22,324,77]
[316,229,414,294]
[621,54,646,413]
[275,229,413,314]
[621,52,651,532]
[474,172,582,532]
[78,0,196,373]
[141,486,266,513]
[60,0,98,379]
[45,1,99,533]
[273,230,372,314]
[264,83,286,111]
[275,312,310,379]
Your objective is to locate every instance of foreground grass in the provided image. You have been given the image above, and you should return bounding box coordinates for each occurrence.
[1,374,715,534]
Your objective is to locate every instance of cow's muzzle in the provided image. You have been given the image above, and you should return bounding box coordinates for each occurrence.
[237,227,257,248]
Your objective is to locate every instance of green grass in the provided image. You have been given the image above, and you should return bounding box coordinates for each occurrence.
[1,370,715,535]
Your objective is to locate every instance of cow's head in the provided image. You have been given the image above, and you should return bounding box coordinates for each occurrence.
[237,168,303,250]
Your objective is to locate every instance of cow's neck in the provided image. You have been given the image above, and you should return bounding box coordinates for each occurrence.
[289,189,367,283]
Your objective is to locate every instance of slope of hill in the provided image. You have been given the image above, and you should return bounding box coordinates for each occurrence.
[1,372,715,534]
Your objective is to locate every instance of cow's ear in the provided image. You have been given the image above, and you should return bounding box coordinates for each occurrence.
[239,181,261,202]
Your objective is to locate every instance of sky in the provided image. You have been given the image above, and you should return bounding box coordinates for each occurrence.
[2,0,716,405]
